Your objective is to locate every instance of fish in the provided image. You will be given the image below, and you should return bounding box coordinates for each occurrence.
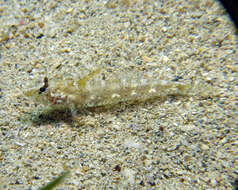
[24,69,192,112]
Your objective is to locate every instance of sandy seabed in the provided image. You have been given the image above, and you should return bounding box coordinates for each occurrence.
[0,0,237,189]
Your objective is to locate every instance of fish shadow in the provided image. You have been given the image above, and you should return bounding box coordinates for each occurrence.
[25,95,188,126]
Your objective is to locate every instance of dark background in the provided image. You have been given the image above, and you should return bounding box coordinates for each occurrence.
[219,0,238,29]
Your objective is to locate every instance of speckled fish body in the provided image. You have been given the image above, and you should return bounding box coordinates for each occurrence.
[25,69,191,110]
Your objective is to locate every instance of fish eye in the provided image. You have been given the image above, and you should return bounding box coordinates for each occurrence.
[39,87,46,94]
[38,77,49,94]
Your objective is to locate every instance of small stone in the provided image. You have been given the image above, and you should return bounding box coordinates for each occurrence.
[200,143,209,151]
[122,168,136,185]
[114,165,121,172]
[161,26,168,32]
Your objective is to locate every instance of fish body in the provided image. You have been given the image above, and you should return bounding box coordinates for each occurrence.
[25,69,191,110]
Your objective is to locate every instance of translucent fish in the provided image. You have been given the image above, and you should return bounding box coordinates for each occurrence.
[25,69,192,112]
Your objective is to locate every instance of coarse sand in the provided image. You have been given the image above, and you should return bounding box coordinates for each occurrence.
[0,0,237,189]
